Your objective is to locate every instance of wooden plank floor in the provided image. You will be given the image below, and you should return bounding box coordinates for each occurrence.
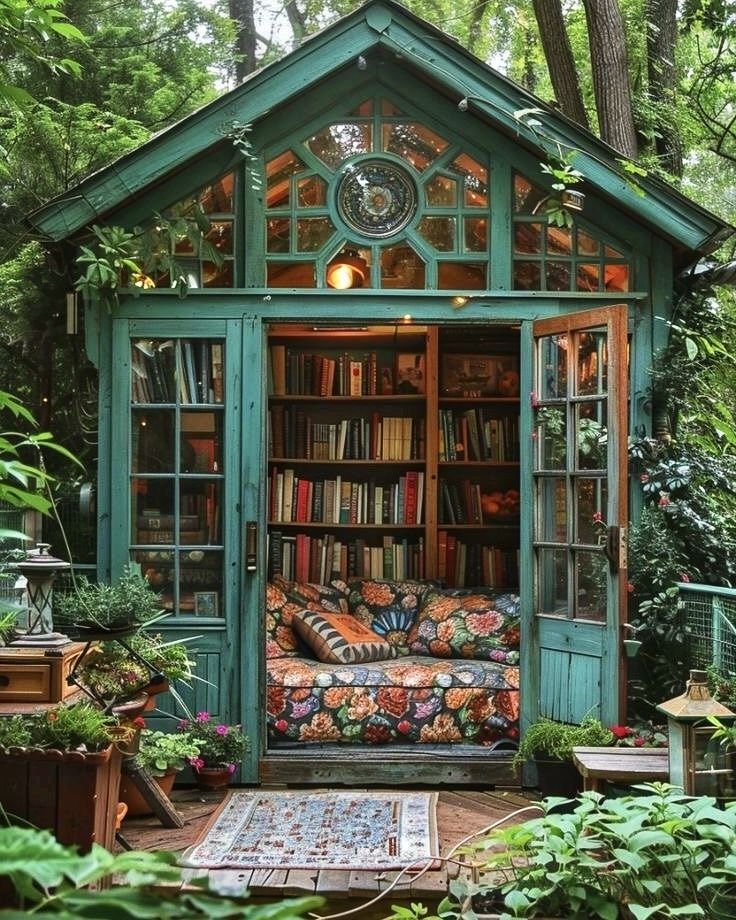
[117,785,541,917]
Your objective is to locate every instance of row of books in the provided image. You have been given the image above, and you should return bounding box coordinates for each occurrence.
[438,531,519,588]
[134,491,220,544]
[268,407,425,460]
[269,345,383,397]
[268,531,426,583]
[131,339,223,405]
[438,408,519,462]
[439,478,484,525]
[269,468,424,526]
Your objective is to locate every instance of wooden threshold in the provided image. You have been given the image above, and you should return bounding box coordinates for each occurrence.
[260,744,519,787]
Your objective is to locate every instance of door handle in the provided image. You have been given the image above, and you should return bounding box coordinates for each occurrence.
[245,521,257,573]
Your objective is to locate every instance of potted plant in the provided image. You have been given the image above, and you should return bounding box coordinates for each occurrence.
[53,565,163,638]
[118,728,201,817]
[0,701,124,852]
[177,711,248,788]
[513,715,613,797]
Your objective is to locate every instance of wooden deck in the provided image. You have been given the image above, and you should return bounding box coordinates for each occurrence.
[117,785,541,917]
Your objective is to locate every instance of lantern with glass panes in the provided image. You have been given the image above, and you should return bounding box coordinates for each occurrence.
[657,669,736,797]
[12,543,70,647]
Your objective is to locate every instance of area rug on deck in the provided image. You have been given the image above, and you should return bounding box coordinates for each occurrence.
[180,790,439,870]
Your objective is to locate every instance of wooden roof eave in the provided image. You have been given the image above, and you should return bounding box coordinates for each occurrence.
[27,0,734,259]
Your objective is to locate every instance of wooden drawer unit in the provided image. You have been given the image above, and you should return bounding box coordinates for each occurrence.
[0,643,87,703]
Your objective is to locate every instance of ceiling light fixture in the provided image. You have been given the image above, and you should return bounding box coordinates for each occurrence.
[326,250,368,289]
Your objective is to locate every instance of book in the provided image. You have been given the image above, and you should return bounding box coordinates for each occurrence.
[137,514,200,530]
[211,342,223,402]
[137,529,207,544]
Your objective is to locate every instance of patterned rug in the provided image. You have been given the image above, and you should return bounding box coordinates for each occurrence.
[180,790,439,870]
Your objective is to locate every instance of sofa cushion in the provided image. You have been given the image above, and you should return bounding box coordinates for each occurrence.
[273,574,349,613]
[407,591,520,663]
[345,580,435,655]
[292,609,396,665]
[265,581,303,659]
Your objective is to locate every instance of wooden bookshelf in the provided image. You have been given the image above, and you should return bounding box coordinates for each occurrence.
[266,323,520,588]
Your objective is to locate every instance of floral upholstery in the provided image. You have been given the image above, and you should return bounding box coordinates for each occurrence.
[266,576,349,660]
[407,591,520,664]
[267,655,519,745]
[344,579,435,655]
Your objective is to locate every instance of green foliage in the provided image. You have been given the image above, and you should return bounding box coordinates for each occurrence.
[422,785,736,920]
[53,564,163,631]
[178,711,248,770]
[0,713,34,747]
[135,728,201,776]
[707,664,736,711]
[513,715,613,767]
[0,701,116,751]
[0,824,323,916]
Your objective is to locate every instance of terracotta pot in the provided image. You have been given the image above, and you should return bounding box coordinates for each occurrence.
[194,766,232,790]
[119,769,177,817]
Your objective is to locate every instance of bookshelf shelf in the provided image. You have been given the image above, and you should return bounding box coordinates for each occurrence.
[267,323,521,588]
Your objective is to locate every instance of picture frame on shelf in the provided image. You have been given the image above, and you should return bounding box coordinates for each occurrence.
[395,353,425,394]
[441,354,519,397]
[193,591,218,617]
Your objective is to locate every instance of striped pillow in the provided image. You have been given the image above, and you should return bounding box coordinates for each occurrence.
[292,609,396,664]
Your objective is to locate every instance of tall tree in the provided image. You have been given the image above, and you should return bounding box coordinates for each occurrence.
[646,0,682,176]
[229,0,257,82]
[531,0,589,128]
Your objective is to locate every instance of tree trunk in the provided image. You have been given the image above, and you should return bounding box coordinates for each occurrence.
[285,0,307,46]
[229,0,257,83]
[532,0,589,128]
[582,0,638,158]
[646,0,683,176]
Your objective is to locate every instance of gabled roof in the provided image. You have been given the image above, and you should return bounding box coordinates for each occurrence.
[28,0,733,260]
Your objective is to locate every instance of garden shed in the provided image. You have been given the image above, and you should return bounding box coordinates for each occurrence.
[28,0,734,785]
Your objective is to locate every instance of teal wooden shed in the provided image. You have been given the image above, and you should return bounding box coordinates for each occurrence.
[29,0,733,785]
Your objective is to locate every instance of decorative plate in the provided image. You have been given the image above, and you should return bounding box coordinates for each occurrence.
[336,159,417,238]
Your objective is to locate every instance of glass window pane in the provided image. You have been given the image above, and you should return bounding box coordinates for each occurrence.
[437,261,486,289]
[307,123,371,169]
[576,331,607,396]
[604,243,623,258]
[576,549,607,622]
[538,335,567,400]
[131,478,174,536]
[131,340,176,403]
[181,411,222,473]
[514,222,542,254]
[425,175,457,206]
[132,548,174,609]
[181,550,223,616]
[464,217,487,253]
[297,175,326,207]
[576,403,607,470]
[577,230,599,256]
[417,216,455,251]
[536,406,567,470]
[381,123,448,170]
[381,99,402,115]
[547,225,572,255]
[513,174,546,214]
[546,262,571,291]
[266,150,304,209]
[352,99,373,115]
[380,245,425,288]
[604,263,629,291]
[513,260,540,290]
[297,217,334,252]
[202,260,233,288]
[266,261,316,288]
[576,263,600,291]
[179,481,221,545]
[536,477,567,542]
[199,173,234,213]
[205,220,233,255]
[537,547,568,617]
[575,478,607,544]
[267,217,290,253]
[450,154,488,207]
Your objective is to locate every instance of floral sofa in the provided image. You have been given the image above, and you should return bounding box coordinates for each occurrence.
[266,577,520,747]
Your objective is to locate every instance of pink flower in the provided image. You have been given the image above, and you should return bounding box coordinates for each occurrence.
[592,511,603,523]
[634,736,645,747]
[196,711,210,722]
[177,719,189,730]
[639,473,649,482]
[610,724,629,739]
[658,494,670,507]
[215,724,228,735]
[680,572,690,583]
[226,763,237,774]
[189,756,205,769]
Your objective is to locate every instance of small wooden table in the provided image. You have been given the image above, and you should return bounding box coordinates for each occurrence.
[572,746,669,793]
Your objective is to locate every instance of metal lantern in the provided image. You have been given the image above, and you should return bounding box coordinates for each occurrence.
[657,669,736,797]
[13,543,71,645]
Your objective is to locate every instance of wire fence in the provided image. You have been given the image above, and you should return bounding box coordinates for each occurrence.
[679,582,736,675]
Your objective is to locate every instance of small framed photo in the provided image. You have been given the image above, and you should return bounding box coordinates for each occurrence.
[194,591,218,617]
[441,354,519,397]
[395,353,426,394]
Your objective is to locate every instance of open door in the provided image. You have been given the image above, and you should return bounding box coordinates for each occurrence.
[528,306,628,727]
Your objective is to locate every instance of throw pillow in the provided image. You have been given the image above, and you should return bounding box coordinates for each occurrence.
[345,579,435,654]
[265,581,302,659]
[273,574,349,613]
[407,591,520,663]
[292,608,397,664]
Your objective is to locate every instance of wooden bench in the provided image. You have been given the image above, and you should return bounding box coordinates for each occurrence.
[572,746,669,793]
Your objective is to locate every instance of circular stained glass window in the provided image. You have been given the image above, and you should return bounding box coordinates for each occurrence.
[337,159,417,238]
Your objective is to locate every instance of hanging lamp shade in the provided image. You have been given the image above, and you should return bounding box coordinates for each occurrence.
[326,250,368,289]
